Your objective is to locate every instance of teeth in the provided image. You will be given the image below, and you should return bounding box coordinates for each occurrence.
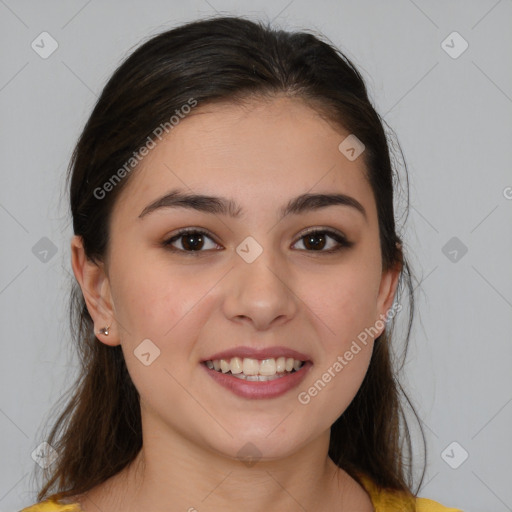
[259,358,276,376]
[242,358,260,376]
[232,372,293,382]
[204,356,305,377]
[230,356,243,374]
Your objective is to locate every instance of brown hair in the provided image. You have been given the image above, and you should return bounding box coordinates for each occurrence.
[37,15,425,503]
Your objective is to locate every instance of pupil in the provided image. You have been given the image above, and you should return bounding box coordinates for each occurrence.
[305,233,325,250]
[183,234,203,251]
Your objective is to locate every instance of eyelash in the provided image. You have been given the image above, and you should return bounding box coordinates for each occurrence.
[162,227,354,256]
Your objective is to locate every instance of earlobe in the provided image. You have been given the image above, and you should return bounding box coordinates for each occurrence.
[70,235,120,346]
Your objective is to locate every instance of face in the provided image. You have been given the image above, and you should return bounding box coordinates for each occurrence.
[74,96,399,462]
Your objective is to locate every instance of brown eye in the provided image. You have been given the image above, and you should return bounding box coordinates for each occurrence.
[163,229,221,254]
[162,227,353,256]
[293,229,353,253]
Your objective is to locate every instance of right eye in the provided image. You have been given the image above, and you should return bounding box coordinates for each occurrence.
[162,228,222,255]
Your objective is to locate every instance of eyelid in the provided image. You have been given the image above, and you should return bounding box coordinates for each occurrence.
[296,225,349,242]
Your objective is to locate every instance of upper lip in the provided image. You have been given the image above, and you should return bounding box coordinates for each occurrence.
[202,345,312,363]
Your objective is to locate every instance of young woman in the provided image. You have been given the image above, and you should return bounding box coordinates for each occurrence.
[21,16,462,512]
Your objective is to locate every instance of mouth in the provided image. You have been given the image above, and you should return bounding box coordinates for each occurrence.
[203,356,305,381]
[200,348,312,399]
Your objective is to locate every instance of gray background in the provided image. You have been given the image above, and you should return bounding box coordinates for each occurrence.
[1,1,511,511]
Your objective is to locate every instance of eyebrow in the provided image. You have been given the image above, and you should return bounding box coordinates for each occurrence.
[138,189,367,222]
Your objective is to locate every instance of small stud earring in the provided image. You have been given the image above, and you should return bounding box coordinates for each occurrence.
[98,325,111,336]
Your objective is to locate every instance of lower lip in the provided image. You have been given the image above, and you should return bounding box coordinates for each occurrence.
[201,361,312,399]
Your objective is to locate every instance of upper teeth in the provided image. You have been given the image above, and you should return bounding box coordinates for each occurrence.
[205,357,303,377]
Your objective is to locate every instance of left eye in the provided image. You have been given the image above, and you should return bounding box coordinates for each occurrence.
[162,228,352,254]
[292,229,352,252]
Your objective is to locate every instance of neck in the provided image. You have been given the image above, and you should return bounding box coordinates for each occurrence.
[80,419,368,511]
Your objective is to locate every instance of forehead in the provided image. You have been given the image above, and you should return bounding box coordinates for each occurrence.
[112,96,376,222]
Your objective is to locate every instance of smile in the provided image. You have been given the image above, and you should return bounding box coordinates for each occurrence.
[204,356,304,381]
[201,357,312,399]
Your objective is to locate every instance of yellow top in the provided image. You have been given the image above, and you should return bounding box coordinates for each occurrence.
[357,473,462,511]
[20,473,462,511]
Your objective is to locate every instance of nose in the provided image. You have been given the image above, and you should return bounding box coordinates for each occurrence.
[221,248,299,331]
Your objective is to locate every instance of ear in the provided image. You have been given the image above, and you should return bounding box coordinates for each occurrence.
[70,235,120,346]
[375,248,402,336]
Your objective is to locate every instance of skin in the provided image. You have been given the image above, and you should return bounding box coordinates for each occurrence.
[71,95,401,512]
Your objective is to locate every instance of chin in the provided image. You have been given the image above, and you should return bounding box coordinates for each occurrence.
[205,427,311,464]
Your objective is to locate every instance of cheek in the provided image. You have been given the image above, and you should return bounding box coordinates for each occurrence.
[109,248,203,340]
[302,252,381,421]
[309,262,381,344]
[110,256,222,400]
[295,333,374,434]
[113,267,207,421]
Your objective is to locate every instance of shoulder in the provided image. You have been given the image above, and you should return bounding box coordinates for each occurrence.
[376,493,463,512]
[415,496,463,512]
[356,472,463,512]
[19,497,83,512]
